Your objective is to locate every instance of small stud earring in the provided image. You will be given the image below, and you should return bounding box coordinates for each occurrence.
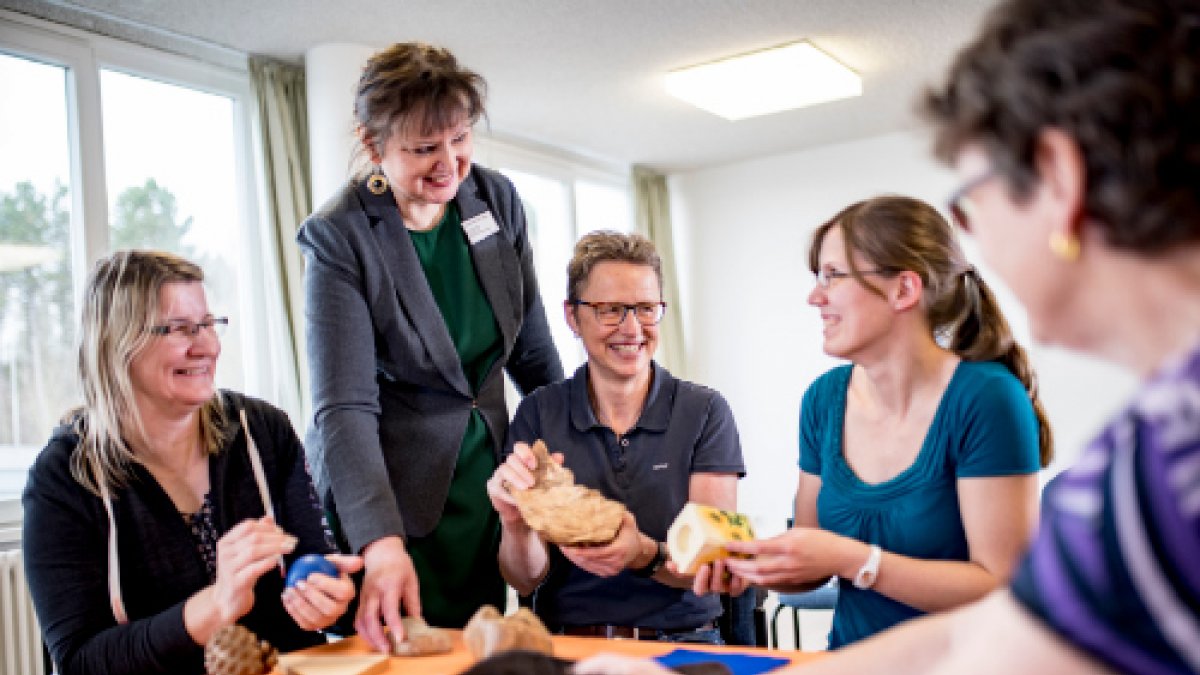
[366,169,388,195]
[1049,231,1080,261]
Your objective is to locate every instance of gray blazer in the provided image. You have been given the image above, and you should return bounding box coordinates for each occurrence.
[297,165,563,551]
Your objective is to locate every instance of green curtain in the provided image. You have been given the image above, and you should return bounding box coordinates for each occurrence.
[633,166,687,377]
[249,56,312,419]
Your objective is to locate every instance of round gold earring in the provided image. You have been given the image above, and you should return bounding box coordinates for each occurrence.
[1049,231,1080,261]
[366,170,388,195]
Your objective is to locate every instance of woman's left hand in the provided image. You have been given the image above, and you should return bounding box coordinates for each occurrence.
[559,511,644,577]
[281,554,364,631]
[687,557,752,597]
[723,526,856,591]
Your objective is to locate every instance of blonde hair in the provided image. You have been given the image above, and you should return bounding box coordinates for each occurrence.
[68,250,229,495]
[566,231,663,302]
[809,196,1054,467]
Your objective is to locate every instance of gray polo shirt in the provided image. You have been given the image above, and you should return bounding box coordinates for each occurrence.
[503,361,745,630]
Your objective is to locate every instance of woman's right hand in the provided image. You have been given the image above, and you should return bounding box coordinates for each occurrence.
[185,516,298,644]
[486,442,560,528]
[212,516,297,623]
[356,535,422,653]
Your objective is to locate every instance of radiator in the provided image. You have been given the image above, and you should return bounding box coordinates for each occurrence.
[0,549,45,675]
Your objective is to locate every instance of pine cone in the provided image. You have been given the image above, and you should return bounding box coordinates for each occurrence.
[205,624,279,675]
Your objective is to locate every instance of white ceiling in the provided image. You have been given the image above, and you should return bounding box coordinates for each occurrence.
[11,0,997,172]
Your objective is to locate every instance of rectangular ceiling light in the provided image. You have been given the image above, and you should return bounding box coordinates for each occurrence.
[665,41,862,121]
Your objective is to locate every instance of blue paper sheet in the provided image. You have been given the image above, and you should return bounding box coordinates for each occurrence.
[654,648,791,675]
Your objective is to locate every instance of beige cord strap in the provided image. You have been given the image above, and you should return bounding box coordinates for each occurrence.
[238,408,285,575]
[90,452,128,625]
[98,409,277,625]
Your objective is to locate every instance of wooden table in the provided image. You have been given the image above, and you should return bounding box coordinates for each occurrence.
[276,630,819,674]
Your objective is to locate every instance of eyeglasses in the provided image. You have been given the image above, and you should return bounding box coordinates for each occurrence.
[572,301,666,327]
[814,268,892,289]
[149,317,229,339]
[947,168,1000,232]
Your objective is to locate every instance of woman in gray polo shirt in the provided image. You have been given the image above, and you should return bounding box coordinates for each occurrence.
[487,231,745,644]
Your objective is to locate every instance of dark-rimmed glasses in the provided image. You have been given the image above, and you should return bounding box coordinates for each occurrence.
[149,317,229,339]
[947,168,1000,232]
[572,301,666,327]
[815,268,892,289]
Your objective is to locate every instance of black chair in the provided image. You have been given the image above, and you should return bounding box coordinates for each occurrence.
[770,578,838,650]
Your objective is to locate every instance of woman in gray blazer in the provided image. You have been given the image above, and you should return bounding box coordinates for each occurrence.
[296,42,563,652]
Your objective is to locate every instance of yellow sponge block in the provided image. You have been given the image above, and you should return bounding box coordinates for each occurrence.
[666,502,756,575]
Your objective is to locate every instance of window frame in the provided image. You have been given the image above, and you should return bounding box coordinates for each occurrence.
[474,136,634,377]
[0,11,276,510]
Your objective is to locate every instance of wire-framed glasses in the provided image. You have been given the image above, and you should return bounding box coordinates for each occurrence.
[149,317,229,339]
[815,268,892,289]
[572,301,667,326]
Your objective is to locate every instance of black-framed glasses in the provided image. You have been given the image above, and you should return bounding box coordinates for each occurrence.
[572,301,666,327]
[947,168,1000,232]
[149,317,229,339]
[814,268,892,289]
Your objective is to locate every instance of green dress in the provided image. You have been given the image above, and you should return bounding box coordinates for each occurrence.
[406,202,506,626]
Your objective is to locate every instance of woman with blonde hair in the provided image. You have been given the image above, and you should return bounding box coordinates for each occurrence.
[22,250,359,675]
[488,231,744,644]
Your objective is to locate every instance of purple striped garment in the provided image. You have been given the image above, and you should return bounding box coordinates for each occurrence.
[1011,340,1200,674]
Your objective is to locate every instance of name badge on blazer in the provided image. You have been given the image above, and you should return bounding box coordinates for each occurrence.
[462,211,500,245]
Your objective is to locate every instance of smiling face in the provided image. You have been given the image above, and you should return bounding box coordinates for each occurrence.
[128,281,220,420]
[807,226,900,360]
[566,261,661,386]
[370,118,473,209]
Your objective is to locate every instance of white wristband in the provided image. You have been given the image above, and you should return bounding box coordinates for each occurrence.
[852,544,882,590]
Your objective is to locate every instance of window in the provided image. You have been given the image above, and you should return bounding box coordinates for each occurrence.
[99,68,248,387]
[0,16,269,502]
[476,140,633,373]
[0,51,73,500]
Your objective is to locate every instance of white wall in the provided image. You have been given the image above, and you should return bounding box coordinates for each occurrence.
[669,130,1137,535]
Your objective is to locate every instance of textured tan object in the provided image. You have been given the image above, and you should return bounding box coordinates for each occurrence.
[509,440,626,545]
[463,605,554,660]
[667,502,756,574]
[204,625,278,675]
[390,616,453,656]
[275,653,389,675]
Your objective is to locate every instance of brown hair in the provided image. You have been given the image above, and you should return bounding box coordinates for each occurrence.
[354,42,486,160]
[69,250,229,495]
[809,196,1053,466]
[567,231,663,302]
[922,0,1200,254]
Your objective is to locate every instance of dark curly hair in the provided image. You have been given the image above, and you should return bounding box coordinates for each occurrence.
[354,42,486,160]
[923,0,1200,254]
[809,196,1054,467]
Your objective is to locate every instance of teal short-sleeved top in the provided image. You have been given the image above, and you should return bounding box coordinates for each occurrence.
[799,360,1041,648]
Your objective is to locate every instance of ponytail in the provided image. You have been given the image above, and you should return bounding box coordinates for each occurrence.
[947,270,1054,467]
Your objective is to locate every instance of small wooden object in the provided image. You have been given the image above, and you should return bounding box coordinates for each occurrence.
[463,605,554,660]
[390,616,453,656]
[508,440,626,545]
[666,502,756,574]
[275,653,389,675]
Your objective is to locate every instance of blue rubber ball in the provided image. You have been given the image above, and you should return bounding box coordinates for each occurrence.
[286,553,338,588]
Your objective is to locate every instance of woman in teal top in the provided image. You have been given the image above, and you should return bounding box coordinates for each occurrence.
[705,196,1052,648]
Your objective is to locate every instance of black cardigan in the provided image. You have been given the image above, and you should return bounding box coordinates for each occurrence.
[22,392,334,675]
